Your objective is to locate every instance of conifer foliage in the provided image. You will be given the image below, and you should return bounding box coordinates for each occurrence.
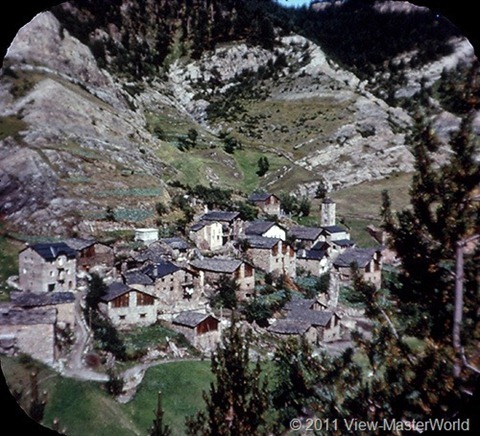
[186,321,270,435]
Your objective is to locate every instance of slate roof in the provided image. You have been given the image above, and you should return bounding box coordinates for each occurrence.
[189,258,243,273]
[284,297,316,312]
[296,249,327,260]
[101,282,131,302]
[248,192,278,202]
[311,241,330,252]
[268,319,312,335]
[142,261,181,279]
[124,270,154,286]
[173,312,218,328]
[190,221,211,232]
[333,247,378,268]
[64,238,97,251]
[10,292,75,307]
[200,211,240,222]
[322,197,334,204]
[245,236,280,250]
[289,310,334,327]
[289,226,323,241]
[0,306,57,326]
[132,242,170,263]
[28,243,77,261]
[160,237,190,251]
[322,225,348,234]
[245,220,279,236]
[332,239,355,248]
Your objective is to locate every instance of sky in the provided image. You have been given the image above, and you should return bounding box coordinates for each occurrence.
[275,0,312,8]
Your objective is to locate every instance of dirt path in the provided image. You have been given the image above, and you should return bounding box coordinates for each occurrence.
[62,293,108,382]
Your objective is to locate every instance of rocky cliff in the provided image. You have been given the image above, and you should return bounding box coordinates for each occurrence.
[0,0,477,234]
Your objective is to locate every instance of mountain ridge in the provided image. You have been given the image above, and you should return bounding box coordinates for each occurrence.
[0,0,477,235]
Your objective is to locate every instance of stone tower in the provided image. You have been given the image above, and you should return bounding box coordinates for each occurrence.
[321,197,336,227]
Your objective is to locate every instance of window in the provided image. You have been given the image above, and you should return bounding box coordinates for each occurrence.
[119,315,126,320]
[139,313,146,319]
[244,264,253,277]
[48,284,55,292]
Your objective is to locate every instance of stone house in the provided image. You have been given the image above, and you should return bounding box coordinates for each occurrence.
[244,220,286,240]
[171,312,221,351]
[0,305,57,364]
[65,238,114,272]
[332,247,382,289]
[144,262,202,319]
[189,220,223,251]
[189,257,255,300]
[288,226,324,250]
[124,261,203,319]
[198,211,243,244]
[243,237,296,278]
[100,282,157,327]
[270,297,341,344]
[248,192,281,216]
[19,243,77,293]
[296,244,330,276]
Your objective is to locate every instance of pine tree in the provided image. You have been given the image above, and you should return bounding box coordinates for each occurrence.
[186,321,271,435]
[271,337,322,426]
[381,112,480,341]
[150,391,171,436]
[85,272,107,312]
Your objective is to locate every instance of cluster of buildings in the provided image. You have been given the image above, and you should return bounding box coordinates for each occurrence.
[0,193,383,364]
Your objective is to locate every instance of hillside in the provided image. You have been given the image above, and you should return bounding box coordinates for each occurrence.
[0,0,477,235]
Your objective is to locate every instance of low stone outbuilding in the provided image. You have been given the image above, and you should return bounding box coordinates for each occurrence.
[9,291,76,327]
[19,243,77,293]
[172,312,221,352]
[100,282,157,327]
[0,305,57,364]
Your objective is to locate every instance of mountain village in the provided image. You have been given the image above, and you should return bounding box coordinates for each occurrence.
[0,192,386,372]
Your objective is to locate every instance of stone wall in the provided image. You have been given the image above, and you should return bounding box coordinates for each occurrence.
[0,323,55,364]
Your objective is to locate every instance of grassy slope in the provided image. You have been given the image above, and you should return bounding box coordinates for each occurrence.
[302,172,413,247]
[2,356,212,436]
[0,223,23,301]
[126,361,212,435]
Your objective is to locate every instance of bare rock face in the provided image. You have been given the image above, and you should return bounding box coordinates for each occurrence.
[5,12,110,88]
[0,5,477,234]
